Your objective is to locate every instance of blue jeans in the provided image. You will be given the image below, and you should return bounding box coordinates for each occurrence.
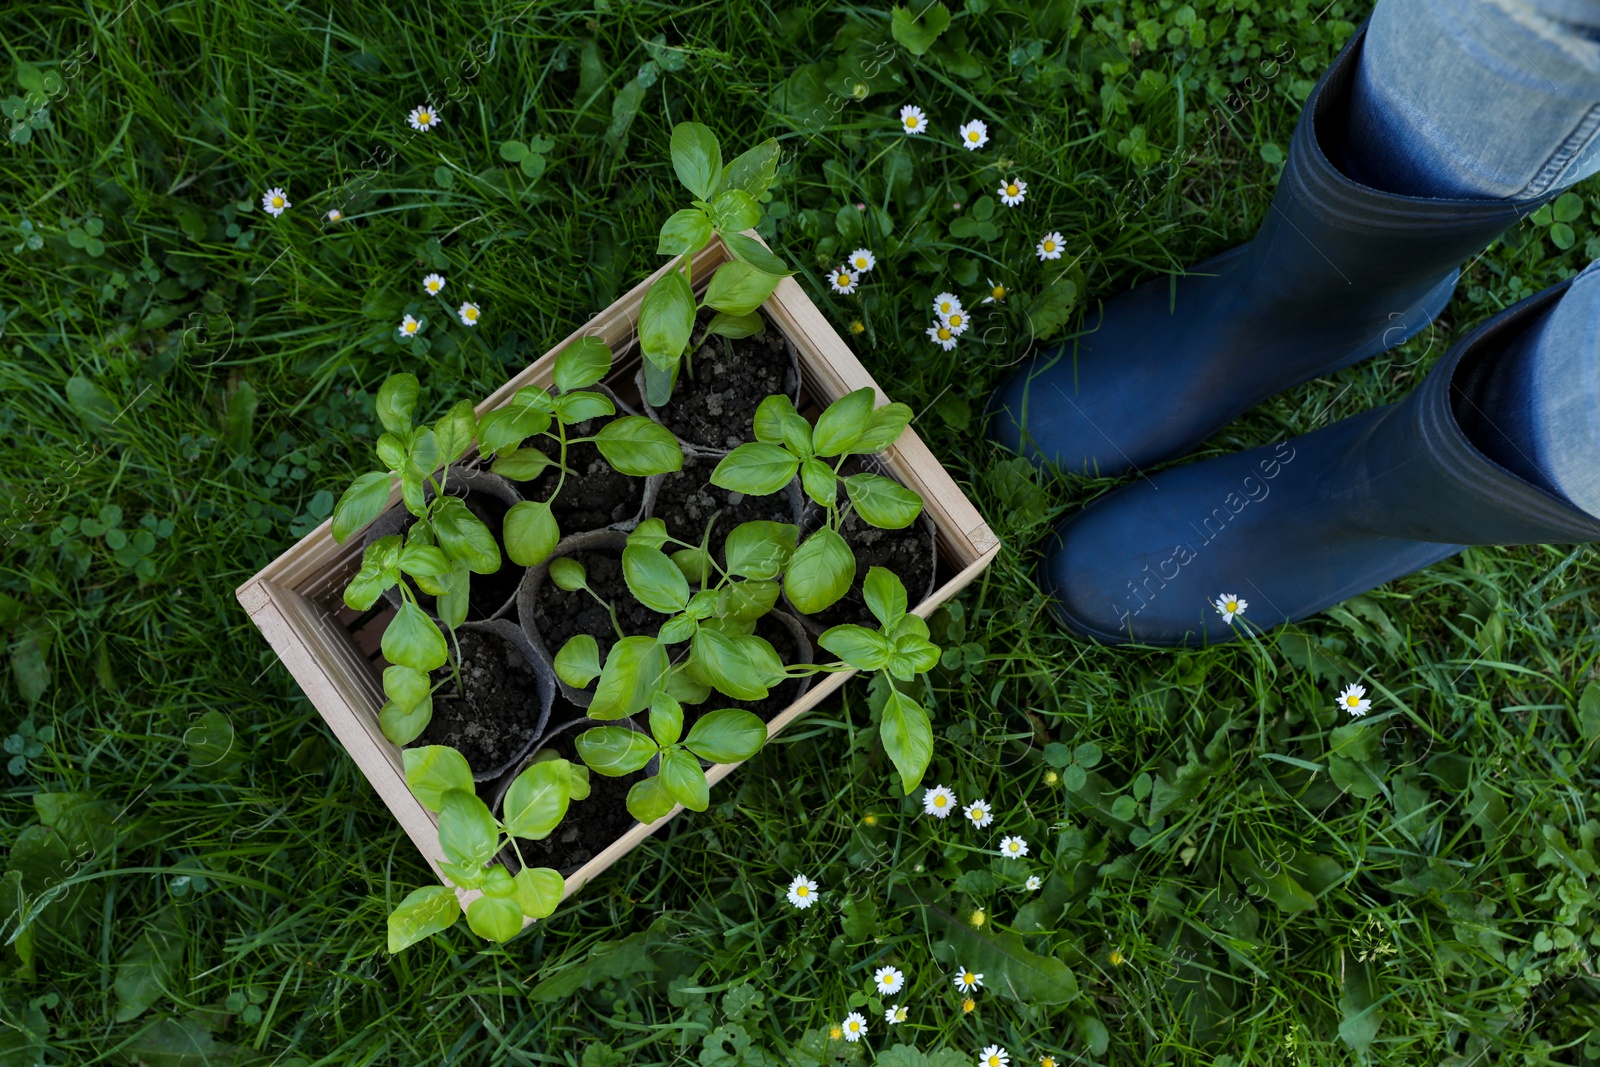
[1352,0,1600,516]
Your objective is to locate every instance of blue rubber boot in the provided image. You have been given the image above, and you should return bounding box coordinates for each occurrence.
[988,22,1559,479]
[1039,281,1600,647]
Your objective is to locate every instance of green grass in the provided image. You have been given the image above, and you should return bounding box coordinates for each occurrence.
[3,0,1600,1064]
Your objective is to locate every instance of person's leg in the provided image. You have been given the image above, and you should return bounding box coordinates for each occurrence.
[1343,0,1600,199]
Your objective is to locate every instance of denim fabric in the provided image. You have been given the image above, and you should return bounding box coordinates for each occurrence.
[1346,0,1600,198]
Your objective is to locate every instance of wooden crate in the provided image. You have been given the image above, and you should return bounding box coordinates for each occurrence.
[236,233,1001,922]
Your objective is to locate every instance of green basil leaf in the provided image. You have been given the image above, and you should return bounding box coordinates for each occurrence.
[801,458,837,508]
[552,390,615,425]
[553,634,602,688]
[752,394,797,446]
[382,602,449,672]
[627,517,671,550]
[432,497,502,574]
[690,628,783,700]
[406,427,440,480]
[719,579,780,621]
[552,336,613,392]
[576,726,659,776]
[504,500,560,567]
[477,405,552,458]
[813,388,875,457]
[723,231,793,276]
[622,545,691,614]
[658,614,700,644]
[704,259,781,316]
[670,121,723,200]
[466,894,524,942]
[377,433,408,474]
[344,557,393,611]
[480,866,516,898]
[683,708,767,764]
[502,758,572,840]
[705,311,765,339]
[724,521,798,580]
[626,775,677,825]
[376,373,420,435]
[658,208,714,255]
[660,747,711,811]
[818,624,892,671]
[384,665,432,712]
[640,266,695,371]
[434,400,478,466]
[331,472,393,543]
[671,547,714,586]
[387,885,460,953]
[549,557,587,591]
[863,566,907,628]
[854,401,914,453]
[379,696,433,746]
[785,527,856,614]
[398,543,452,578]
[567,760,591,801]
[589,636,669,720]
[844,473,924,530]
[489,446,555,481]
[650,692,684,748]
[888,633,941,680]
[513,867,565,919]
[400,471,428,516]
[711,442,798,496]
[593,416,684,476]
[438,788,498,867]
[404,745,474,811]
[439,860,486,889]
[889,613,931,641]
[880,688,933,794]
[721,138,779,198]
[435,564,471,630]
[710,188,760,233]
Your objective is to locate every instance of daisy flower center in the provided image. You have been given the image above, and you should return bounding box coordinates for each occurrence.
[1006,184,1019,195]
[905,117,919,128]
[1043,240,1056,251]
[948,313,962,327]
[838,273,852,285]
[968,131,980,141]
[419,111,432,124]
[934,796,947,807]
[796,886,809,896]
[992,286,1005,298]
[963,972,976,984]
[1226,600,1237,611]
[272,197,284,207]
[1347,695,1360,706]
[937,328,952,340]
[988,1058,1000,1066]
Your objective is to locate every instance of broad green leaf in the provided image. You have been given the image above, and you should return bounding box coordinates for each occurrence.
[640,266,696,371]
[382,602,449,671]
[331,471,393,543]
[477,404,552,457]
[514,867,565,919]
[438,788,499,867]
[683,708,767,763]
[344,557,395,611]
[593,416,684,476]
[435,563,471,630]
[504,500,560,567]
[888,633,940,680]
[752,394,799,446]
[660,748,711,811]
[710,188,760,233]
[405,428,440,480]
[785,528,856,614]
[671,546,714,586]
[658,207,715,255]
[721,137,779,199]
[845,473,924,530]
[399,542,452,578]
[627,517,670,550]
[379,697,432,746]
[691,628,785,700]
[907,886,1081,1005]
[466,893,525,942]
[670,121,723,199]
[711,442,798,495]
[384,665,432,712]
[622,546,691,614]
[575,725,659,776]
[818,624,892,671]
[404,745,474,811]
[724,521,798,580]
[440,860,487,889]
[723,231,793,276]
[589,636,669,720]
[490,446,556,481]
[550,557,587,591]
[553,390,615,424]
[626,774,677,824]
[388,885,461,952]
[554,634,602,688]
[891,2,952,55]
[813,388,874,457]
[881,689,933,793]
[855,401,914,453]
[706,311,766,339]
[1228,848,1318,913]
[719,578,780,621]
[113,905,183,1022]
[376,373,420,435]
[553,337,614,392]
[801,458,837,507]
[1024,278,1081,341]
[434,400,478,465]
[864,566,907,627]
[503,757,573,840]
[658,614,699,644]
[432,497,502,574]
[704,260,782,316]
[650,692,684,747]
[400,471,428,516]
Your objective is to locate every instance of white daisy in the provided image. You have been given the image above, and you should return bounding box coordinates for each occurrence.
[998,178,1027,207]
[933,292,963,318]
[1036,231,1065,260]
[786,874,819,909]
[979,1046,1010,1067]
[999,835,1029,859]
[940,308,970,336]
[1213,593,1247,624]
[981,278,1007,304]
[847,248,876,273]
[1337,683,1372,717]
[422,273,446,295]
[261,188,290,217]
[829,267,859,295]
[958,119,989,150]
[884,1004,907,1025]
[398,314,422,338]
[873,966,905,996]
[899,104,927,135]
[926,323,958,352]
[407,104,441,131]
[953,967,983,993]
[326,208,343,222]
[1026,875,1042,891]
[923,784,957,818]
[841,1012,867,1042]
[457,301,481,326]
[963,799,993,829]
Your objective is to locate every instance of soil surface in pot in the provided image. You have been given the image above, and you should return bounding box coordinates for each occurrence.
[503,723,644,876]
[806,507,936,631]
[658,314,791,451]
[408,628,542,776]
[399,491,522,621]
[512,416,644,531]
[653,454,796,561]
[532,549,661,667]
[687,612,806,728]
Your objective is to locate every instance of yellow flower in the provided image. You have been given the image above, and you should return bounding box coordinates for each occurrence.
[1110,948,1126,966]
[969,909,986,928]
[863,813,877,826]
[961,997,976,1014]
[1040,1058,1057,1067]
[829,1025,843,1041]
[1043,770,1059,786]
[849,320,865,335]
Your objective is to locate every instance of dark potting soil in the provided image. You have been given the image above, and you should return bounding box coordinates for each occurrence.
[805,507,936,631]
[502,724,644,876]
[407,628,542,777]
[512,417,643,530]
[658,316,793,451]
[652,453,798,560]
[399,492,522,621]
[531,550,662,668]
